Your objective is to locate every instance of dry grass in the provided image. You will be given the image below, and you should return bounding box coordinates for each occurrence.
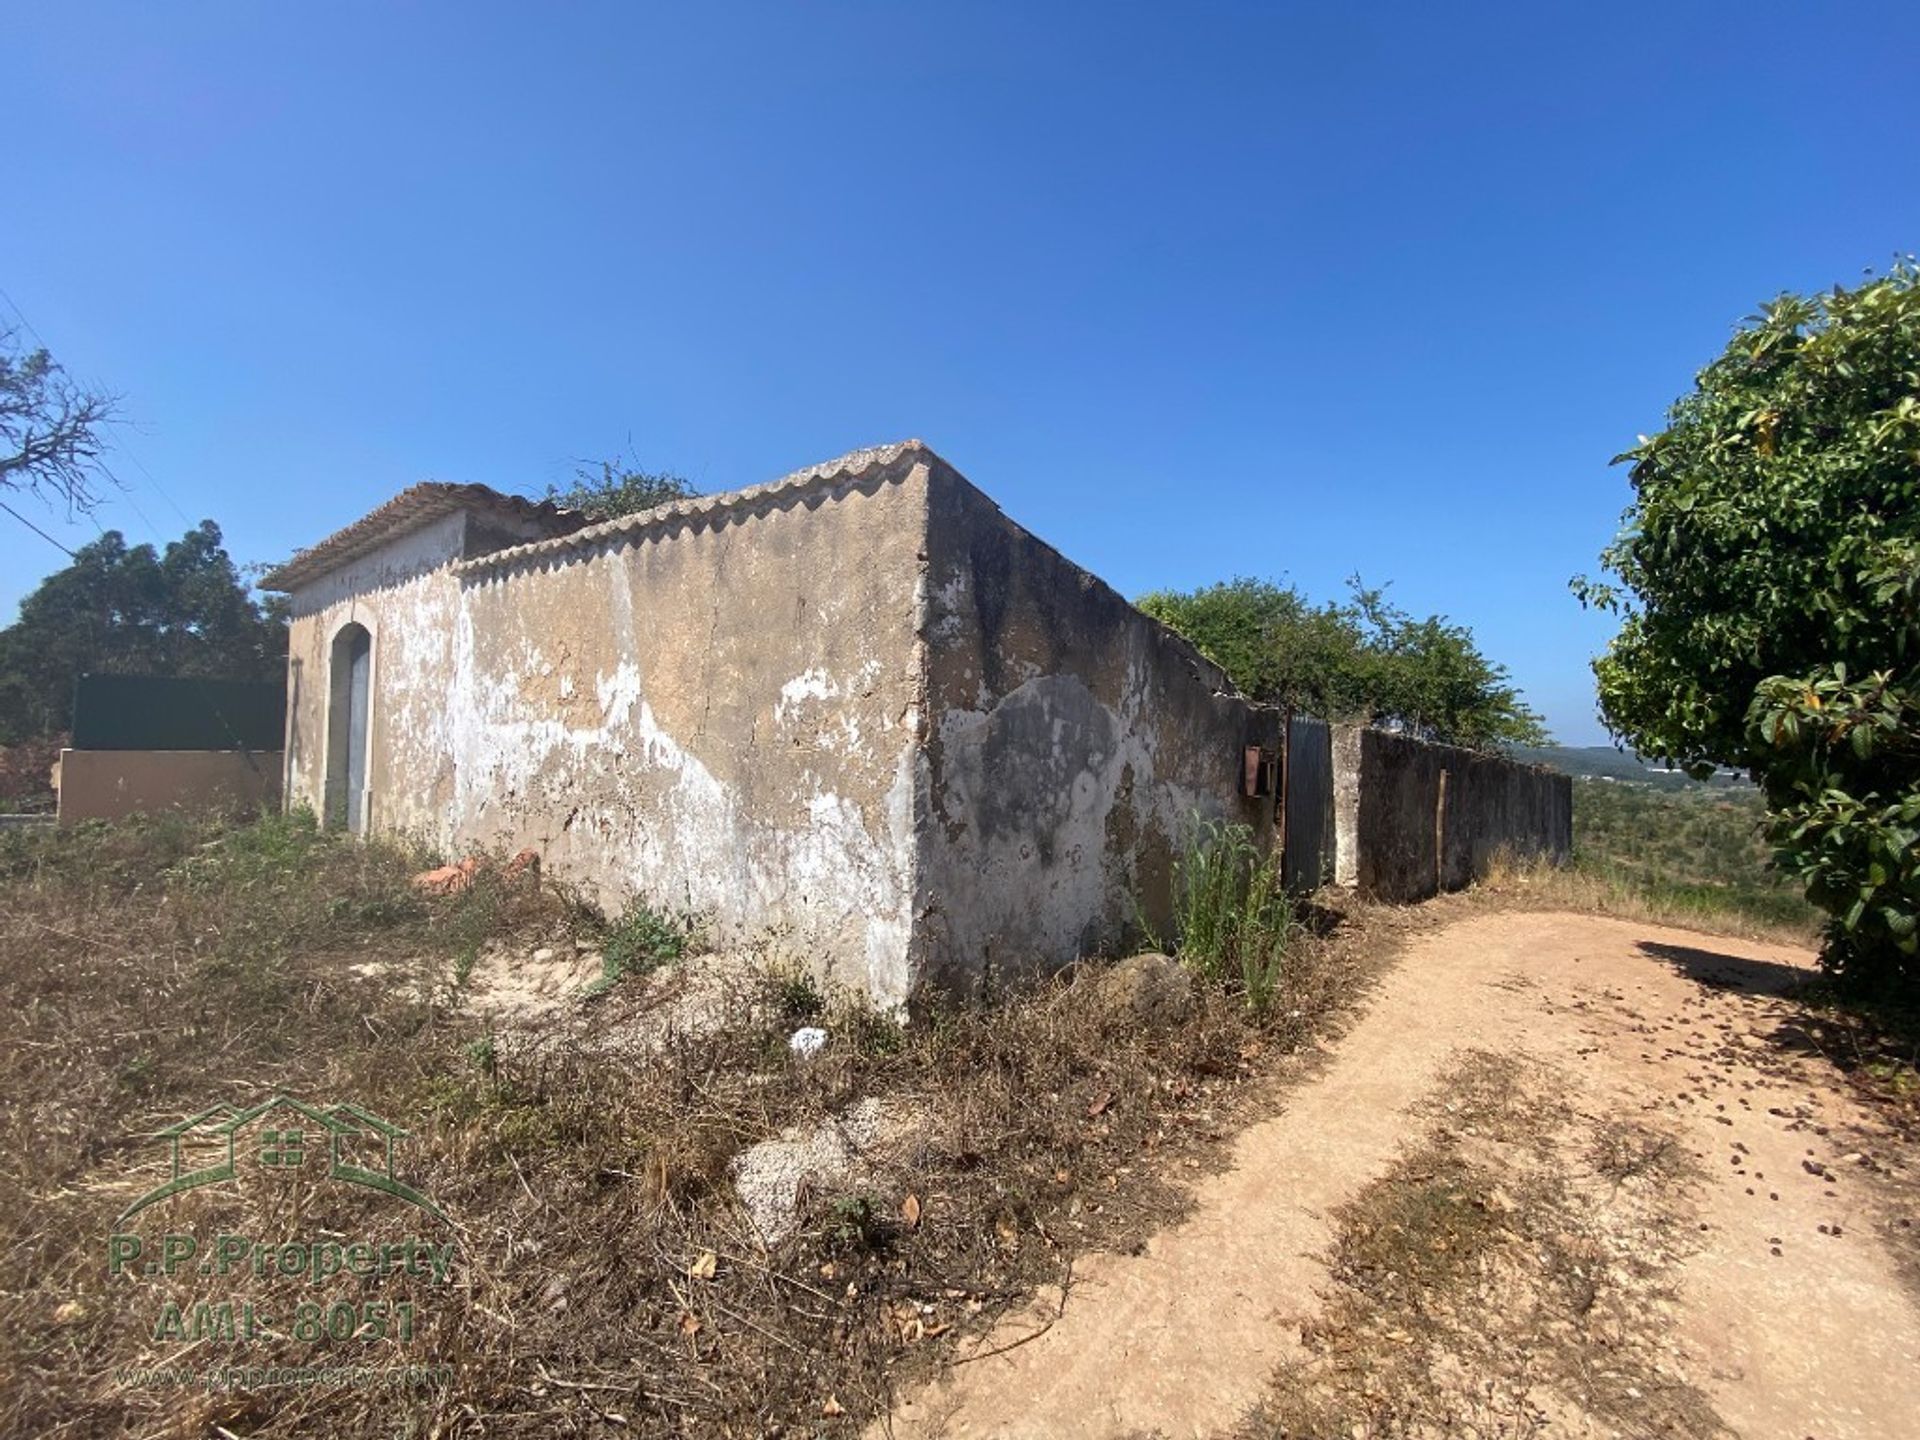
[0,734,61,815]
[1245,1051,1728,1440]
[0,810,1378,1438]
[1479,851,1822,950]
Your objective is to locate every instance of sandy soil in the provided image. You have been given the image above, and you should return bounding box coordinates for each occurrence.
[877,910,1920,1440]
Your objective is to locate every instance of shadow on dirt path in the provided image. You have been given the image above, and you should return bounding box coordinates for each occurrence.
[1635,938,1811,995]
[878,910,1920,1440]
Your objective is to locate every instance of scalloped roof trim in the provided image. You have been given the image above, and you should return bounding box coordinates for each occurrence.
[450,438,936,579]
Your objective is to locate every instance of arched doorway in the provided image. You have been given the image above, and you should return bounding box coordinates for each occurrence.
[326,623,372,832]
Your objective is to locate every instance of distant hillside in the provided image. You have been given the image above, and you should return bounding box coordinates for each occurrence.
[1513,744,1751,789]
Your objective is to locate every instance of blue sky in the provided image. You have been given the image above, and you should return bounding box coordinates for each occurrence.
[4,3,1915,745]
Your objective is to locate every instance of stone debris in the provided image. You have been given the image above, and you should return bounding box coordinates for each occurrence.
[463,940,605,1020]
[731,1098,912,1246]
[1089,952,1195,1030]
[464,947,772,1064]
[789,1026,830,1058]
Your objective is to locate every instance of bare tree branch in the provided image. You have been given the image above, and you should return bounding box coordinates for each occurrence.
[0,322,120,515]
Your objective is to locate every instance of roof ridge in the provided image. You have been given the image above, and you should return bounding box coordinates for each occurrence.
[453,438,938,578]
[262,481,579,591]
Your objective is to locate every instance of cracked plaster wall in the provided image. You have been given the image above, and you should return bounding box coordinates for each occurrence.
[283,456,1297,1011]
[284,470,930,1009]
[912,465,1279,998]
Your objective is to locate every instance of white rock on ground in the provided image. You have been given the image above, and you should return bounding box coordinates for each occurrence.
[731,1097,905,1246]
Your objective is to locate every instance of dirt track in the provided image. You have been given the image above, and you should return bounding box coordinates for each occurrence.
[880,910,1920,1440]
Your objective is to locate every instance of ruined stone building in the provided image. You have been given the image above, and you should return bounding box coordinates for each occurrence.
[264,440,1568,1011]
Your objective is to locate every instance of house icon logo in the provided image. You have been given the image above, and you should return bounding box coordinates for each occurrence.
[119,1095,447,1223]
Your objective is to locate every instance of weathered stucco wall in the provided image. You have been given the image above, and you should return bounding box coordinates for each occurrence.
[283,504,596,839]
[1440,747,1573,890]
[285,455,933,1006]
[1333,724,1571,902]
[1331,723,1363,888]
[283,512,470,837]
[276,441,1573,1014]
[915,464,1278,997]
[444,462,930,1006]
[1346,727,1448,901]
[281,447,1285,1009]
[56,748,282,825]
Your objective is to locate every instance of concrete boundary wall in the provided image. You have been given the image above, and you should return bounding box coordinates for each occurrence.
[1331,724,1570,902]
[56,749,282,826]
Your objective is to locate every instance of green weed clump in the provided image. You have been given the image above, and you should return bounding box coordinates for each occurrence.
[1171,818,1297,1013]
[592,898,696,991]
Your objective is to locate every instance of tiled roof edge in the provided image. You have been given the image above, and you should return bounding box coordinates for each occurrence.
[451,439,936,578]
[261,483,580,591]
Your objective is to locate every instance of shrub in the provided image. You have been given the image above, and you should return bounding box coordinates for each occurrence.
[593,898,695,991]
[1170,818,1296,1012]
[1138,577,1546,749]
[1751,664,1920,995]
[1576,262,1920,989]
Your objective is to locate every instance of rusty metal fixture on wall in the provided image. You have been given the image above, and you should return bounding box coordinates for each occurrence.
[1242,744,1276,798]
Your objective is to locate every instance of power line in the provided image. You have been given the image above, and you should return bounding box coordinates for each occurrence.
[0,283,51,350]
[0,498,77,558]
[115,446,194,526]
[96,460,165,541]
[0,283,191,539]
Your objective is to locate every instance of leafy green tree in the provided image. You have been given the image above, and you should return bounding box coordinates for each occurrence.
[1,323,117,513]
[0,522,286,741]
[1138,576,1547,749]
[1577,262,1920,770]
[1751,663,1920,990]
[548,454,698,522]
[1578,261,1920,990]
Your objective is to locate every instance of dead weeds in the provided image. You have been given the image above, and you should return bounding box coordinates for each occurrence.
[1245,1051,1730,1440]
[0,810,1386,1438]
